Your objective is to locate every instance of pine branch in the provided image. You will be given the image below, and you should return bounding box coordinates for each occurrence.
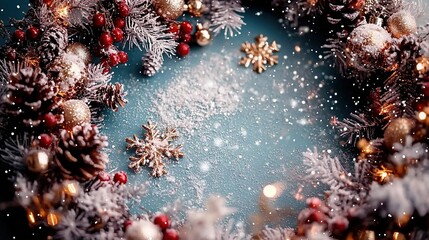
[209,0,245,38]
[334,112,380,144]
[0,133,31,171]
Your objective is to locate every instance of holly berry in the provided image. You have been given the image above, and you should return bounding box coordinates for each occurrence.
[93,13,106,28]
[13,29,26,42]
[100,57,111,73]
[153,214,170,230]
[307,197,322,209]
[42,113,57,128]
[26,26,41,40]
[163,229,179,240]
[42,0,52,6]
[97,171,111,182]
[117,3,130,17]
[180,21,193,34]
[6,49,17,61]
[307,210,325,223]
[114,17,126,29]
[123,220,133,230]
[112,28,124,42]
[38,133,52,148]
[99,32,113,48]
[109,53,121,66]
[118,51,128,63]
[176,42,190,57]
[169,23,180,35]
[113,171,128,184]
[180,33,192,43]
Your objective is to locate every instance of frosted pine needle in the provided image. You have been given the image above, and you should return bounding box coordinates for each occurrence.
[239,35,280,73]
[209,0,245,37]
[126,121,184,177]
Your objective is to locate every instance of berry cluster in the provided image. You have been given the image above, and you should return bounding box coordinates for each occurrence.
[91,1,130,72]
[153,214,180,240]
[6,26,42,61]
[169,21,193,58]
[97,170,128,184]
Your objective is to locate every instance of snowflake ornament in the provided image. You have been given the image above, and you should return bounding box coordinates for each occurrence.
[126,121,184,177]
[239,34,280,73]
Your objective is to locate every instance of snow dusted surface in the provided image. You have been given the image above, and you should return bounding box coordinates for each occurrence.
[101,10,345,227]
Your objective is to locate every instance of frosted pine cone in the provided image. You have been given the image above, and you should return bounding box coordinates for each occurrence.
[39,26,68,68]
[385,35,422,71]
[55,123,108,181]
[3,66,61,128]
[97,83,127,112]
[142,51,163,77]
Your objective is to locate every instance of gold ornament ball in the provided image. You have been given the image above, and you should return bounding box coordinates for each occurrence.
[387,10,417,38]
[186,0,204,17]
[154,0,185,19]
[25,150,50,172]
[66,43,91,65]
[346,23,392,70]
[195,24,212,46]
[384,118,415,149]
[62,99,91,130]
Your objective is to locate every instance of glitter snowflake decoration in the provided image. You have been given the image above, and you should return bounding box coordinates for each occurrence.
[126,121,184,177]
[239,34,280,73]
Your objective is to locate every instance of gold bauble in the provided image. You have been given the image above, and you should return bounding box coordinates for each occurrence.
[66,42,91,65]
[186,0,204,17]
[346,24,392,70]
[195,23,212,46]
[25,150,50,173]
[62,99,91,130]
[154,0,185,19]
[384,118,415,149]
[387,10,417,38]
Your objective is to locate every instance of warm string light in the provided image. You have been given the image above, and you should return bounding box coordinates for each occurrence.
[374,166,393,183]
[416,57,429,74]
[57,5,69,19]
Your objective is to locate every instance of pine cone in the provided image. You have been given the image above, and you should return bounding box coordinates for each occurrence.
[3,66,61,128]
[142,51,163,77]
[97,83,127,112]
[385,35,422,71]
[321,0,364,29]
[55,123,108,181]
[39,26,68,69]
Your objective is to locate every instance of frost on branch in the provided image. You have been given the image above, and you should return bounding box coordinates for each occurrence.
[303,148,371,212]
[0,133,31,171]
[390,136,426,166]
[126,121,184,177]
[334,112,380,145]
[209,0,245,37]
[123,0,177,57]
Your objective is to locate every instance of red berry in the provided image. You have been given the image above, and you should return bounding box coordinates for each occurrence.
[330,217,348,233]
[42,113,57,128]
[176,43,190,57]
[98,171,111,182]
[153,214,170,230]
[99,32,113,48]
[117,3,130,17]
[118,51,128,63]
[180,33,192,43]
[26,26,40,40]
[308,210,325,223]
[180,21,193,34]
[123,220,133,230]
[93,13,106,28]
[109,53,121,66]
[307,197,322,209]
[43,0,52,6]
[163,229,179,240]
[169,23,180,35]
[38,134,52,148]
[112,28,124,42]
[13,29,25,42]
[6,49,17,61]
[93,45,104,57]
[113,171,128,184]
[113,17,126,29]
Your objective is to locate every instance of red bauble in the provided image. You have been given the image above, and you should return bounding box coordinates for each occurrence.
[6,49,17,61]
[153,214,170,230]
[38,133,52,148]
[117,3,130,17]
[99,32,113,48]
[42,113,57,128]
[123,220,133,230]
[109,53,121,66]
[307,197,322,209]
[163,229,179,240]
[97,171,111,182]
[181,33,192,43]
[180,21,193,34]
[118,51,128,63]
[112,28,124,42]
[13,29,26,42]
[114,17,126,29]
[113,171,128,184]
[93,13,106,28]
[26,26,41,40]
[176,43,190,57]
